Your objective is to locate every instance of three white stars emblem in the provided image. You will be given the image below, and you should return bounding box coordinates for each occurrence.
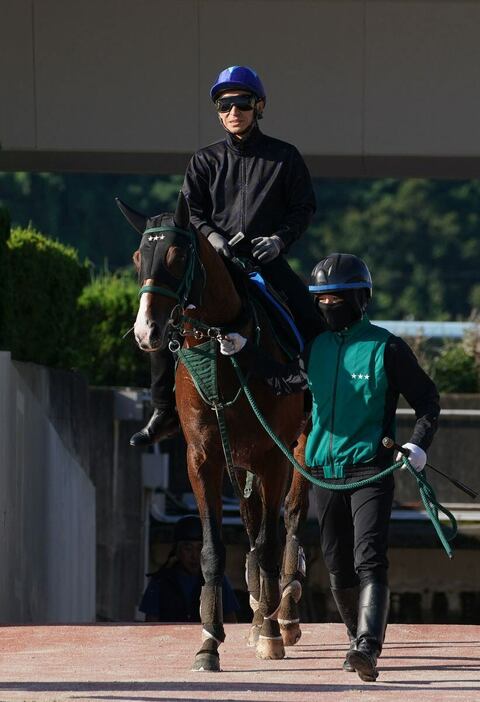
[148,234,165,242]
[351,373,369,380]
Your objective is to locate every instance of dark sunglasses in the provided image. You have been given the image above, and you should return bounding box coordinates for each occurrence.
[215,94,256,113]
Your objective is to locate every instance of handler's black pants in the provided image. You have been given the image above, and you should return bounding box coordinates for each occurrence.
[149,254,322,408]
[312,474,395,590]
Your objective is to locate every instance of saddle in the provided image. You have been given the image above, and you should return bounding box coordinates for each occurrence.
[224,259,304,358]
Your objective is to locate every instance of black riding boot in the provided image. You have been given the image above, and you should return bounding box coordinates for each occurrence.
[346,581,390,682]
[130,348,179,446]
[331,586,359,672]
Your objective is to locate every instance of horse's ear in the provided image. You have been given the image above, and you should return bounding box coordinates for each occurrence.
[115,197,148,234]
[174,190,190,231]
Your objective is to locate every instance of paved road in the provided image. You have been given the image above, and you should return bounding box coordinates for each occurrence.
[0,623,478,701]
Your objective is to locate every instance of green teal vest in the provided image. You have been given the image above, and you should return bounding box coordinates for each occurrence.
[305,317,393,478]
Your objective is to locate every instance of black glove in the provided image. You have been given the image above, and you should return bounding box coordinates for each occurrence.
[251,235,284,263]
[208,232,232,259]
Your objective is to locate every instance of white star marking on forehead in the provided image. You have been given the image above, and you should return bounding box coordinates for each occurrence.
[148,234,166,242]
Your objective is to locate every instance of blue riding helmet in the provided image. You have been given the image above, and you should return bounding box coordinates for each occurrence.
[210,65,266,102]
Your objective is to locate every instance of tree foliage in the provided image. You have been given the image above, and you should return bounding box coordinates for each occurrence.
[1,172,480,321]
[0,203,478,391]
[0,172,183,269]
[302,179,480,320]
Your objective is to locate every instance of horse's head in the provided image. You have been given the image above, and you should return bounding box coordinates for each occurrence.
[117,191,200,352]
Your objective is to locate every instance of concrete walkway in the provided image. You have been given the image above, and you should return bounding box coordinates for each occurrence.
[0,623,479,701]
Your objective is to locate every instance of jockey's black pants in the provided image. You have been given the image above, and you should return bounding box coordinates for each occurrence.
[312,473,395,589]
[151,346,175,409]
[149,255,322,408]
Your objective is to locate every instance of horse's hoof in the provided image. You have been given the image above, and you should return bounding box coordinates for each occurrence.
[247,625,261,647]
[256,635,285,660]
[192,650,221,672]
[280,622,302,646]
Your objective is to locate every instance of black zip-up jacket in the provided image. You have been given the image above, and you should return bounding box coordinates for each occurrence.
[182,125,316,256]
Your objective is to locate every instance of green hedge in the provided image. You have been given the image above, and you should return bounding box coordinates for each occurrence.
[5,225,89,367]
[0,214,148,386]
[431,344,479,393]
[72,271,149,387]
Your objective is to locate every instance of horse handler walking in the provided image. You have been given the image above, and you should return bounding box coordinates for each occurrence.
[218,253,440,682]
[130,64,321,446]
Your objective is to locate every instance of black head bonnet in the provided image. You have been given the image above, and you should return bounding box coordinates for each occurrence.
[139,213,204,305]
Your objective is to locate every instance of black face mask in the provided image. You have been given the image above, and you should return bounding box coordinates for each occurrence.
[316,295,362,332]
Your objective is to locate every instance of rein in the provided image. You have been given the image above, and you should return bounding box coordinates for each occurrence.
[229,356,457,559]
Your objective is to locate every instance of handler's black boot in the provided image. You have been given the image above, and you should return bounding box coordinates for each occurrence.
[130,349,179,446]
[129,406,179,446]
[331,586,359,672]
[346,581,389,682]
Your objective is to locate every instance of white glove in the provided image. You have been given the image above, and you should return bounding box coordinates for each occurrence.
[218,333,247,356]
[251,235,284,263]
[396,442,427,472]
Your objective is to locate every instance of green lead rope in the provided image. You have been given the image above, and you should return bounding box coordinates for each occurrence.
[230,356,457,559]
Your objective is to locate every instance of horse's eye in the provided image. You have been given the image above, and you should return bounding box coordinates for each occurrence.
[166,246,187,278]
[132,250,141,269]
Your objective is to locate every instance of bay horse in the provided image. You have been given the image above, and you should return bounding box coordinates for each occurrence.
[118,191,310,671]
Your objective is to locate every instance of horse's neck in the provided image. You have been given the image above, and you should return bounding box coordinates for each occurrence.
[195,234,242,324]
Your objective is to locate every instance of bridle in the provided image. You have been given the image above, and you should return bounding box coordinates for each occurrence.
[137,224,247,351]
[138,225,198,303]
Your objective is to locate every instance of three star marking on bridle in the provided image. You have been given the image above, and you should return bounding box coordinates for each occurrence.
[148,234,166,241]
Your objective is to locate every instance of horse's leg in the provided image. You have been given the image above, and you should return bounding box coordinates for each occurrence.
[255,456,290,660]
[279,432,309,646]
[188,447,225,672]
[239,483,263,647]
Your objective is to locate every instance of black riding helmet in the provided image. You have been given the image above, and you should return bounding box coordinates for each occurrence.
[309,253,372,310]
[174,516,202,543]
[309,254,372,330]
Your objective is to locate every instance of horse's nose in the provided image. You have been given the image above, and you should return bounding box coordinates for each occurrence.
[149,321,160,343]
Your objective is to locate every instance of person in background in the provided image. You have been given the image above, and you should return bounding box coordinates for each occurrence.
[139,515,239,623]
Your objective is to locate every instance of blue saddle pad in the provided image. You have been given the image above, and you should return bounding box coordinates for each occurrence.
[248,272,304,353]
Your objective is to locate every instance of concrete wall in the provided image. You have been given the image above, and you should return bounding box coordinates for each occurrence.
[0,351,95,623]
[395,394,480,504]
[1,0,480,176]
[88,387,147,622]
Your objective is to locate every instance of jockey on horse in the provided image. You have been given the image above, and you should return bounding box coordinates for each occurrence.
[130,65,323,447]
